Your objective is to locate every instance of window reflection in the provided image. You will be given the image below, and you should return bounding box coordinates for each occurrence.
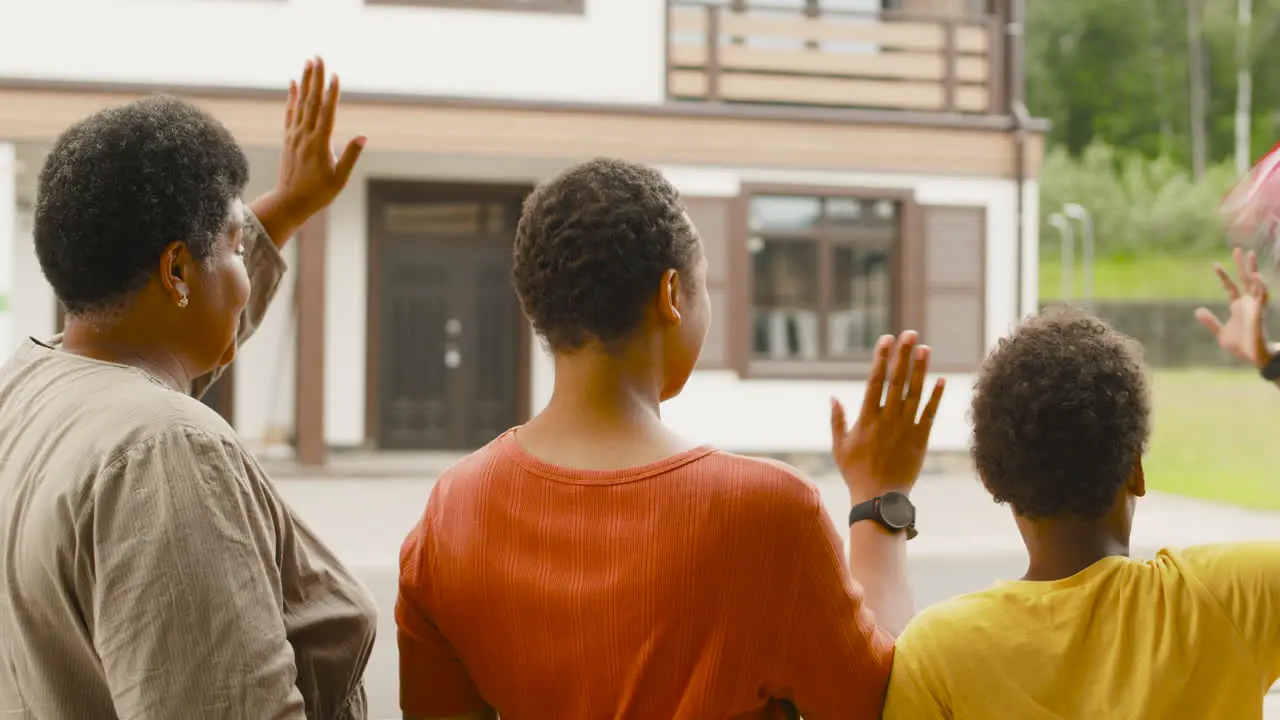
[747,193,901,362]
[749,196,822,233]
[828,244,892,357]
[750,238,820,360]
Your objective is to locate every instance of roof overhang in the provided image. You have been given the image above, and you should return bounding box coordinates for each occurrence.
[0,78,1047,179]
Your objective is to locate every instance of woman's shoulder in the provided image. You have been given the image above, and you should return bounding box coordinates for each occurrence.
[5,344,240,457]
[696,450,824,501]
[101,380,238,443]
[34,369,245,475]
[98,390,245,469]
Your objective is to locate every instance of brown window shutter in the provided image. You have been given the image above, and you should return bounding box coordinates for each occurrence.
[682,196,734,369]
[921,205,987,370]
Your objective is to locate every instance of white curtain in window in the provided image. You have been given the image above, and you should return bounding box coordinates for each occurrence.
[762,310,820,360]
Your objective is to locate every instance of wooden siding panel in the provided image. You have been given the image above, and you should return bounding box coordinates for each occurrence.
[922,205,986,370]
[698,288,732,369]
[684,195,735,370]
[682,196,732,286]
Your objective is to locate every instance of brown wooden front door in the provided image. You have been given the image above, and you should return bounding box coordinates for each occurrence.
[372,183,525,450]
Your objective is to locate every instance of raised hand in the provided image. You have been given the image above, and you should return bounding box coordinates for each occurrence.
[830,331,945,503]
[1195,247,1272,370]
[276,57,367,220]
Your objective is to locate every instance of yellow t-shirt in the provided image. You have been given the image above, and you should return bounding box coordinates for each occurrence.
[884,543,1280,720]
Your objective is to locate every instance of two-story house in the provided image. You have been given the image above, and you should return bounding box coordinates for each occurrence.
[0,0,1045,465]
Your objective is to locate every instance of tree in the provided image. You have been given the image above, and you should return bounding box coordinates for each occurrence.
[1024,0,1280,169]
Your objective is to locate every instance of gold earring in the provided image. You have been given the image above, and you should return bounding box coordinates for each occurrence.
[177,295,189,308]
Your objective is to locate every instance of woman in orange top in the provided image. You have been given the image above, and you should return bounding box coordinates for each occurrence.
[396,157,945,720]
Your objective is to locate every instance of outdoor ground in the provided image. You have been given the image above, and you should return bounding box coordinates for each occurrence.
[268,471,1280,719]
[1145,369,1280,510]
[1039,254,1280,510]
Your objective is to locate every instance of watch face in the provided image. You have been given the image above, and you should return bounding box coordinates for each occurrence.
[879,492,916,529]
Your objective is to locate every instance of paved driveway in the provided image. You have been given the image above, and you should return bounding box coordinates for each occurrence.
[273,473,1280,719]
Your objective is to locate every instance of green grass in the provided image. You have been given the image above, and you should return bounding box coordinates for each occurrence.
[1036,256,1279,508]
[1144,369,1280,510]
[1040,255,1227,301]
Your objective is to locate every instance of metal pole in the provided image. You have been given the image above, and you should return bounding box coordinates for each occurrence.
[1236,0,1254,175]
[1049,212,1074,300]
[1063,203,1094,304]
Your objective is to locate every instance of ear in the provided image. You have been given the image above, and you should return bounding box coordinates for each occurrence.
[157,240,193,306]
[1128,457,1147,498]
[655,268,683,326]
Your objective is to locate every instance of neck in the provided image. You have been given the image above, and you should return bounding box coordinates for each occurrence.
[60,315,191,392]
[1020,517,1130,582]
[538,346,664,434]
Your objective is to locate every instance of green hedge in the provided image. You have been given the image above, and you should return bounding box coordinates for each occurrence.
[1040,142,1241,259]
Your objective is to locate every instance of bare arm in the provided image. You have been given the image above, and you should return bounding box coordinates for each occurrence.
[250,189,312,251]
[189,56,365,399]
[847,519,912,636]
[831,331,945,636]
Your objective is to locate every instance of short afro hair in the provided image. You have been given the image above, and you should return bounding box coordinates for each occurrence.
[35,95,250,316]
[970,306,1151,520]
[512,157,698,351]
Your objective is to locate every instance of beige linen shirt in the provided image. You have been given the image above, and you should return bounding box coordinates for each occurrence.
[0,212,377,719]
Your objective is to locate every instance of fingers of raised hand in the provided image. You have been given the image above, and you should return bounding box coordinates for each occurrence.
[830,397,847,451]
[918,378,946,433]
[1234,246,1250,286]
[300,57,326,131]
[1195,307,1225,337]
[901,344,930,419]
[1245,251,1270,301]
[883,331,919,415]
[293,60,315,131]
[319,73,341,138]
[859,335,895,417]
[1216,262,1241,300]
[334,136,366,187]
[284,81,299,130]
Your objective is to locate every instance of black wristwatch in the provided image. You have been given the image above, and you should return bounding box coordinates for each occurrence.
[1261,351,1280,382]
[849,491,918,540]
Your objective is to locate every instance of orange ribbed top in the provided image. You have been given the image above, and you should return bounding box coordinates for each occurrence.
[397,430,893,719]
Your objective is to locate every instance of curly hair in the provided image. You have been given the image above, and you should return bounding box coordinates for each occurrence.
[35,95,250,316]
[970,306,1152,520]
[512,157,698,351]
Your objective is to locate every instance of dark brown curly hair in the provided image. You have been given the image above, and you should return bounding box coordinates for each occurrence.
[512,157,698,351]
[970,306,1152,520]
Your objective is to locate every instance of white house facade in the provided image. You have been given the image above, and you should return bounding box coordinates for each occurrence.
[0,0,1044,464]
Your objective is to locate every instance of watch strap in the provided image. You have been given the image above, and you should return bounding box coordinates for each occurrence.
[847,498,879,527]
[848,496,918,540]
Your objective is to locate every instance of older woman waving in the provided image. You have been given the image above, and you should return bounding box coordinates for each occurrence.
[0,59,375,719]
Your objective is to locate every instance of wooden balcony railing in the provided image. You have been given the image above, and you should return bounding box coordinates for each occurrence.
[666,1,1006,115]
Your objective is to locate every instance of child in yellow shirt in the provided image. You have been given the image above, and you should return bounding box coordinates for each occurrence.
[884,306,1280,720]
